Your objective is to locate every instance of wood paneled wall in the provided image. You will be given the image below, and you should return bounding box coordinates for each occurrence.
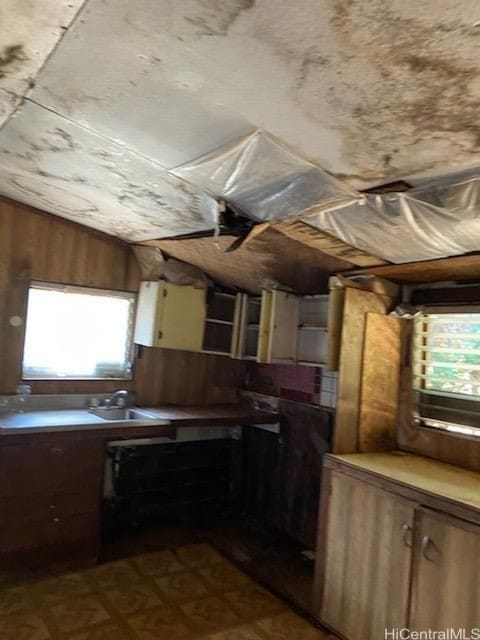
[135,347,245,406]
[0,197,245,403]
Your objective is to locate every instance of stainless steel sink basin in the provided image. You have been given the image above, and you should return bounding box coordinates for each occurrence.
[89,407,157,421]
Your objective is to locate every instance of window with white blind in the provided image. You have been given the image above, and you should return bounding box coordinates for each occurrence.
[413,310,480,438]
[22,282,136,380]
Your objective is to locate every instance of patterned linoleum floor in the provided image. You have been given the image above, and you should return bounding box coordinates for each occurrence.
[0,543,329,639]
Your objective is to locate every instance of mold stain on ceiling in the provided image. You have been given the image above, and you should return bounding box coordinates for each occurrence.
[0,0,479,243]
[0,100,218,241]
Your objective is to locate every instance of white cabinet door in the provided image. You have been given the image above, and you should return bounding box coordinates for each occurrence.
[258,290,299,363]
[134,281,206,351]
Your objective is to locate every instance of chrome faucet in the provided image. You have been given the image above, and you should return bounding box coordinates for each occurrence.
[105,389,129,408]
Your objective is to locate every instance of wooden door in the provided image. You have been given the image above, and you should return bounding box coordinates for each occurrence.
[410,509,480,631]
[320,471,414,639]
[258,290,299,363]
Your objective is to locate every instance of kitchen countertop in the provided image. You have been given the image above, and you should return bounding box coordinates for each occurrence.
[138,404,279,425]
[0,404,279,441]
[326,451,480,514]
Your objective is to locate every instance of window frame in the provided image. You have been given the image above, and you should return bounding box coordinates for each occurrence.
[22,280,137,381]
[411,304,480,440]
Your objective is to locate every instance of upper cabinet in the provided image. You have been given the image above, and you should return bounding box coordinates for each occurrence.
[234,294,261,361]
[297,295,329,366]
[201,290,243,357]
[134,281,206,351]
[258,290,299,364]
[241,291,331,366]
[134,282,334,367]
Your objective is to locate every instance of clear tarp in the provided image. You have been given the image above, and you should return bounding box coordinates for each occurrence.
[173,130,362,222]
[173,131,480,264]
[301,191,480,263]
[410,175,480,216]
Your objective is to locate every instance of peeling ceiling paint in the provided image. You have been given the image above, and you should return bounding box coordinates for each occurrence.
[1,0,480,244]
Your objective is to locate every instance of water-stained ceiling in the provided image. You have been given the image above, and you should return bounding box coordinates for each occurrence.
[1,0,480,244]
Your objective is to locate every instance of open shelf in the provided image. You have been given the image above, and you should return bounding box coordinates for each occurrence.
[201,349,231,356]
[298,324,328,331]
[205,318,234,326]
[296,360,327,368]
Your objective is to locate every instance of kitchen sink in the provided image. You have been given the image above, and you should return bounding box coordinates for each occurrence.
[0,409,104,428]
[0,405,170,432]
[89,407,157,421]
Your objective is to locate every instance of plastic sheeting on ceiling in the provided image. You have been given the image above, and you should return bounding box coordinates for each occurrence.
[173,131,361,222]
[300,192,480,264]
[2,0,480,263]
[174,131,480,265]
[297,171,480,264]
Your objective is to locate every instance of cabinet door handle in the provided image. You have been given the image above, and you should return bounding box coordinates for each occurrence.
[402,523,413,548]
[421,535,434,561]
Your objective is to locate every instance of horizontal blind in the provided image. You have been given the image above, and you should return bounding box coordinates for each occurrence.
[413,312,480,434]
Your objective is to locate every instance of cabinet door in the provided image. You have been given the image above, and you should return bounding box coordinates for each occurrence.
[231,293,248,359]
[258,290,299,363]
[135,281,206,351]
[158,282,206,351]
[320,471,414,639]
[410,509,480,631]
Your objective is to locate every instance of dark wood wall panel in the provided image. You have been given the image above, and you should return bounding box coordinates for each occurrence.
[0,197,245,403]
[135,347,245,406]
[241,400,333,548]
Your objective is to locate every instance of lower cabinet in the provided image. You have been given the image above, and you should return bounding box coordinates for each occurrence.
[315,455,480,639]
[410,509,480,632]
[0,437,104,562]
[319,471,413,639]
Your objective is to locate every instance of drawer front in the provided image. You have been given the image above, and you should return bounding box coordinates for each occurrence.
[0,490,100,524]
[0,512,100,553]
[0,440,104,496]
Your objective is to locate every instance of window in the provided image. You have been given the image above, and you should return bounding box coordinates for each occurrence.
[413,310,480,438]
[22,282,136,380]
